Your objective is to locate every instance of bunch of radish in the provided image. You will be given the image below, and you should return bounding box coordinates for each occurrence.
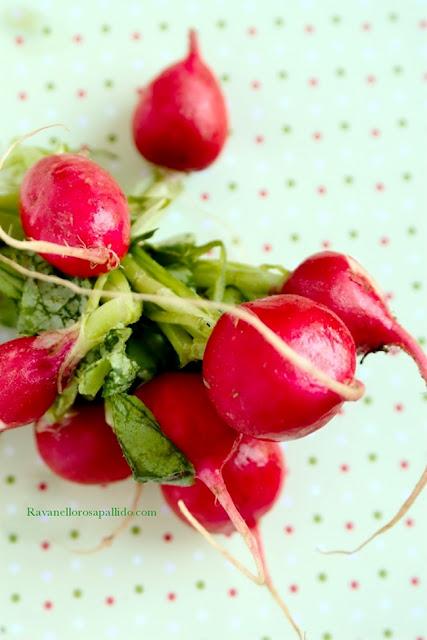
[0,29,425,638]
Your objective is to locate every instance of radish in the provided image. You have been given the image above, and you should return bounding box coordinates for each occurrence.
[0,330,77,430]
[132,30,228,172]
[35,403,131,484]
[162,436,285,536]
[162,438,304,638]
[281,251,427,383]
[203,294,362,441]
[134,372,266,582]
[19,153,130,277]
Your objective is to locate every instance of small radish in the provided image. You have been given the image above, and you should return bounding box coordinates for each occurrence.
[281,251,427,383]
[35,403,131,484]
[203,294,362,441]
[162,436,285,536]
[19,153,130,277]
[0,330,77,430]
[134,372,265,581]
[162,438,304,638]
[132,30,228,171]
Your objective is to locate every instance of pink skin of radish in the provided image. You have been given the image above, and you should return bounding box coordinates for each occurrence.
[134,372,266,580]
[20,153,130,277]
[0,330,77,430]
[132,30,228,172]
[281,251,427,383]
[203,294,360,441]
[162,436,285,536]
[35,403,131,484]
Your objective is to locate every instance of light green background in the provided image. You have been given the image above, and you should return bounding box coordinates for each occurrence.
[1,1,427,639]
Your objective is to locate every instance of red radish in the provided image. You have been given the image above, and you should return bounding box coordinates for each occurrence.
[134,372,265,581]
[203,294,361,441]
[162,436,285,536]
[35,403,131,484]
[281,251,427,383]
[20,153,130,277]
[162,438,303,638]
[132,30,228,171]
[0,330,77,430]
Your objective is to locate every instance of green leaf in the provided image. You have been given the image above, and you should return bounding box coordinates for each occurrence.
[126,321,177,381]
[16,255,91,335]
[0,295,18,327]
[105,393,195,485]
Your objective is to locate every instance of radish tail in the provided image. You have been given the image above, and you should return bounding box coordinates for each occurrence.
[73,483,143,554]
[391,322,427,385]
[252,526,305,639]
[320,464,427,555]
[200,467,265,584]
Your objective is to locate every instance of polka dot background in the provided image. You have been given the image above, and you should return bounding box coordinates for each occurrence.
[1,0,427,638]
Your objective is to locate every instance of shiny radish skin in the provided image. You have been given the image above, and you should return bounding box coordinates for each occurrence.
[132,30,228,171]
[20,153,130,277]
[35,403,131,484]
[203,294,358,441]
[281,251,427,383]
[135,372,237,475]
[0,331,77,430]
[162,437,285,535]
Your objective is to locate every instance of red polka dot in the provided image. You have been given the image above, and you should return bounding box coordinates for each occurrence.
[200,192,210,201]
[379,235,389,245]
[321,240,331,249]
[131,31,142,41]
[405,518,415,527]
[228,588,237,597]
[167,592,176,601]
[349,580,359,590]
[284,525,294,535]
[317,185,327,195]
[395,404,404,413]
[419,19,427,30]
[340,464,350,473]
[247,27,257,36]
[258,188,268,198]
[43,601,53,610]
[411,577,420,586]
[304,24,315,34]
[163,532,173,542]
[17,91,28,101]
[251,80,261,90]
[308,77,319,87]
[375,182,385,192]
[37,482,48,491]
[105,596,115,605]
[72,34,83,44]
[41,540,50,551]
[255,135,264,144]
[15,35,25,45]
[345,521,355,531]
[263,243,272,253]
[76,89,87,99]
[366,74,377,85]
[371,128,381,138]
[361,21,372,32]
[312,131,323,141]
[289,584,299,593]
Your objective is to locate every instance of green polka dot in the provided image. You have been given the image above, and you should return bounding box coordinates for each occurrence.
[393,65,403,75]
[388,12,398,21]
[221,73,230,83]
[402,172,412,181]
[104,79,114,89]
[286,179,296,188]
[8,533,18,543]
[323,633,332,640]
[384,630,393,638]
[412,281,422,290]
[278,70,288,80]
[49,136,58,146]
[349,229,358,239]
[331,15,341,24]
[101,24,111,33]
[196,580,205,590]
[282,124,292,134]
[130,525,141,535]
[274,17,285,27]
[407,226,417,235]
[308,456,317,465]
[344,175,354,185]
[216,19,226,29]
[42,26,52,36]
[313,513,323,524]
[378,568,388,579]
[135,585,144,594]
[228,182,237,191]
[336,68,346,77]
[45,82,55,91]
[397,118,407,127]
[10,594,20,603]
[107,133,118,144]
[318,572,327,582]
[368,452,378,462]
[5,475,15,484]
[364,396,373,405]
[373,510,383,520]
[340,121,350,130]
[159,22,169,31]
[73,588,82,598]
[69,529,79,539]
[290,233,300,242]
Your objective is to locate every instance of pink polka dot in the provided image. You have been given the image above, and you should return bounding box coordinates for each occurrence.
[289,584,299,593]
[340,464,350,473]
[349,580,359,590]
[317,185,327,195]
[308,77,319,87]
[228,588,237,597]
[312,131,323,141]
[247,27,257,36]
[361,21,372,31]
[376,183,385,192]
[251,80,261,90]
[419,19,427,30]
[72,34,83,44]
[321,240,331,249]
[371,128,381,137]
[379,235,389,245]
[105,596,115,605]
[167,592,176,601]
[263,243,272,253]
[200,192,210,201]
[395,404,404,413]
[366,74,377,85]
[17,91,28,101]
[258,188,268,198]
[411,577,420,587]
[255,135,264,144]
[304,24,315,34]
[15,35,25,45]
[284,525,294,535]
[41,540,50,551]
[163,532,173,542]
[405,518,415,527]
[131,31,142,41]
[43,601,53,610]
[345,521,355,531]
[76,89,87,99]
[38,482,48,491]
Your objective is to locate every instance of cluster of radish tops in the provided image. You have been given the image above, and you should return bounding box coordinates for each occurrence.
[0,30,425,638]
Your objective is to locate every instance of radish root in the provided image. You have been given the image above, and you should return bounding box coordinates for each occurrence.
[0,253,364,403]
[320,464,427,555]
[178,501,305,639]
[73,482,143,554]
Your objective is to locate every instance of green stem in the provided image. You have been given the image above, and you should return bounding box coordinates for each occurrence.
[192,260,288,296]
[0,265,24,299]
[132,245,200,300]
[157,323,195,368]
